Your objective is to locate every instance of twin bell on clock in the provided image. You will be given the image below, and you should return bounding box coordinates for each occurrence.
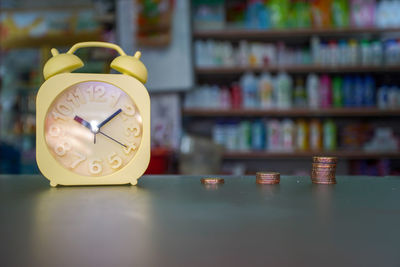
[36,42,150,187]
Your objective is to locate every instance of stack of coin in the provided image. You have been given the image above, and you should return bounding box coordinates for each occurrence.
[256,172,280,184]
[311,157,337,184]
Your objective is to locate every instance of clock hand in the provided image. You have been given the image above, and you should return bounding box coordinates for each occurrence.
[74,115,97,144]
[98,131,127,148]
[74,115,92,131]
[97,108,122,129]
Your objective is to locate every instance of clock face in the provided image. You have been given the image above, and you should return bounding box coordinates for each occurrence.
[44,81,143,177]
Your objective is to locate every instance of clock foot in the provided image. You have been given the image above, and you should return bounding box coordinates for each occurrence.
[130,180,138,186]
[50,181,58,187]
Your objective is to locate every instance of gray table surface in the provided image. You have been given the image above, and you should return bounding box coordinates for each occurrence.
[1,175,400,267]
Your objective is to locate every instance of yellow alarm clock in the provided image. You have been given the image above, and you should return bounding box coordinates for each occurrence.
[36,42,150,187]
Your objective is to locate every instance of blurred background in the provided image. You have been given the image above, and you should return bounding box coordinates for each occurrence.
[1,0,400,176]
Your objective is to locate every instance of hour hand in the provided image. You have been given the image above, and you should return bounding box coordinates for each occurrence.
[74,115,92,131]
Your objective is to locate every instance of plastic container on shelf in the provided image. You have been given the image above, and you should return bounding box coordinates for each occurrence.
[307,73,320,109]
[332,76,343,107]
[388,86,400,108]
[332,0,350,27]
[282,119,295,151]
[361,40,372,66]
[311,0,332,28]
[239,120,252,151]
[266,119,281,151]
[294,77,307,108]
[377,86,389,109]
[240,72,259,109]
[296,119,309,151]
[363,75,375,107]
[320,74,332,108]
[231,82,243,109]
[220,86,231,109]
[323,119,337,151]
[268,0,289,28]
[259,72,274,109]
[371,40,383,66]
[252,120,265,150]
[311,36,321,65]
[310,119,323,150]
[348,39,359,65]
[354,76,364,107]
[275,72,292,109]
[343,76,354,107]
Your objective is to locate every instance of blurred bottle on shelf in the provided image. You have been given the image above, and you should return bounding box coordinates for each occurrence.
[306,73,320,109]
[310,119,323,150]
[332,76,343,107]
[293,76,307,108]
[240,72,259,108]
[296,119,309,151]
[259,72,274,109]
[323,119,337,151]
[275,72,292,109]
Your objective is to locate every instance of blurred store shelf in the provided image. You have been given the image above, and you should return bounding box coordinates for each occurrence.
[1,31,102,49]
[223,151,400,159]
[183,108,400,117]
[194,27,400,40]
[195,65,400,75]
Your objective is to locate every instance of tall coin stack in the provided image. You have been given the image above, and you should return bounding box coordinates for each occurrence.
[311,157,337,184]
[256,172,280,184]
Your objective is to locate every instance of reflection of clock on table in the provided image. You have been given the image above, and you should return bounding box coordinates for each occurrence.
[36,42,150,187]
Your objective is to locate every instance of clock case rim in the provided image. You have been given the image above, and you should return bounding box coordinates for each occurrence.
[36,73,150,186]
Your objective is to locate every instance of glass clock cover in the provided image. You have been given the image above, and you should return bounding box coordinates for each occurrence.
[44,81,142,176]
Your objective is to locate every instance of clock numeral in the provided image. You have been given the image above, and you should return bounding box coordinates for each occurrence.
[108,152,122,170]
[123,142,137,155]
[94,85,106,102]
[66,88,86,107]
[52,110,69,121]
[122,104,135,116]
[75,88,87,104]
[49,125,62,137]
[85,85,106,102]
[89,158,103,174]
[85,85,94,101]
[109,91,121,108]
[70,151,86,169]
[56,102,73,116]
[66,93,80,107]
[125,122,141,139]
[54,140,71,156]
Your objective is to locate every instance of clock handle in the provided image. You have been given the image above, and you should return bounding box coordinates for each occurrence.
[67,41,128,56]
[43,41,147,84]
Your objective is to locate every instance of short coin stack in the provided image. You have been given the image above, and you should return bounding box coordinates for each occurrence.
[311,157,337,184]
[256,172,280,184]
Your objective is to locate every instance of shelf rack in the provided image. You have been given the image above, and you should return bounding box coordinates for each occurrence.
[188,25,400,165]
[193,27,400,40]
[223,151,400,159]
[195,65,400,75]
[183,108,400,117]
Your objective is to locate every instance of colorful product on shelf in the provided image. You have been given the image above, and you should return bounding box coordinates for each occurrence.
[195,37,400,68]
[212,118,398,154]
[194,0,400,31]
[184,73,399,110]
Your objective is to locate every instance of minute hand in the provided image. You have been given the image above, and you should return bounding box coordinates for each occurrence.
[97,108,122,129]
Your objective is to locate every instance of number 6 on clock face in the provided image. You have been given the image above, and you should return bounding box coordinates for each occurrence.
[44,81,143,177]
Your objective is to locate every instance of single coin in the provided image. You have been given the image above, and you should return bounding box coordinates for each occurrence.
[313,156,338,164]
[312,180,337,184]
[201,178,224,185]
[256,179,280,185]
[256,172,280,178]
